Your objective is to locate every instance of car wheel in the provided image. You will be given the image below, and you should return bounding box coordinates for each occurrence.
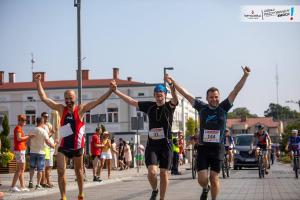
[239,166,242,170]
[234,165,238,170]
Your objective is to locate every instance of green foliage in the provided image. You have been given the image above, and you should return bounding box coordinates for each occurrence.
[227,107,257,119]
[0,115,10,153]
[100,124,106,132]
[0,151,14,167]
[185,117,196,137]
[280,119,300,152]
[264,103,299,120]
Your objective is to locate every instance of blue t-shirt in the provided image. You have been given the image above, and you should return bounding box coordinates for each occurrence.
[193,98,232,146]
[288,136,300,146]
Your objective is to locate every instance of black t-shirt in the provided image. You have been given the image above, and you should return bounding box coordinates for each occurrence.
[194,98,232,157]
[138,101,176,147]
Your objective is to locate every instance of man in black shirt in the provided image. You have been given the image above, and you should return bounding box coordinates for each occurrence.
[110,77,178,200]
[166,66,250,200]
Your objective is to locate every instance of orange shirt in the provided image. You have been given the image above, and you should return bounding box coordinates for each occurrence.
[14,125,27,151]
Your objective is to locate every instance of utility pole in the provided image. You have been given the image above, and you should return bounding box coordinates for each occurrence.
[74,0,82,104]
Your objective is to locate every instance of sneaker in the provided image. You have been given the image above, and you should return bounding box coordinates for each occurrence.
[20,187,30,192]
[93,176,102,182]
[35,185,43,190]
[10,186,21,192]
[28,181,34,188]
[200,185,210,200]
[150,189,158,200]
[265,170,269,175]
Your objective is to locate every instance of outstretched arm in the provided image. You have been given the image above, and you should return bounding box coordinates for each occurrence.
[111,80,139,108]
[227,66,251,104]
[80,88,113,113]
[164,74,178,107]
[34,74,63,112]
[165,74,195,105]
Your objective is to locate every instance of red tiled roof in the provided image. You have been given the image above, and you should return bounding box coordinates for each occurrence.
[227,117,280,128]
[0,79,150,91]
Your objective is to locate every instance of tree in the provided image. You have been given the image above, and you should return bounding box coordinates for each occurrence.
[280,119,300,152]
[185,117,196,137]
[264,103,299,120]
[228,107,257,119]
[0,115,10,153]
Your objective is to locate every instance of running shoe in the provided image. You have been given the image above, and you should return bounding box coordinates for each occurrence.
[35,185,43,190]
[200,185,210,200]
[150,189,158,200]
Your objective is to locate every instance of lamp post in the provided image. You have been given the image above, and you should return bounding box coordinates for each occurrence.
[163,67,174,87]
[74,0,82,104]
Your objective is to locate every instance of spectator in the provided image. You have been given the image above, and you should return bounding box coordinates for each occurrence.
[40,112,55,188]
[28,117,56,190]
[136,144,145,168]
[99,132,112,179]
[124,141,132,169]
[111,137,118,170]
[118,138,126,170]
[90,127,103,182]
[178,131,185,165]
[10,114,32,192]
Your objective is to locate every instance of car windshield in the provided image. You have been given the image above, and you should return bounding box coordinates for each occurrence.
[236,136,252,146]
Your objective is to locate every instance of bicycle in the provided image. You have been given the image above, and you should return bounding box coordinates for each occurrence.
[222,150,230,178]
[291,145,299,179]
[257,148,265,179]
[191,145,198,179]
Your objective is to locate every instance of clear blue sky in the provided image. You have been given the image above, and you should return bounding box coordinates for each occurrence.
[1,0,299,116]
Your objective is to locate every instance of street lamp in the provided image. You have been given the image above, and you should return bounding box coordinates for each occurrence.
[74,0,82,104]
[163,67,174,87]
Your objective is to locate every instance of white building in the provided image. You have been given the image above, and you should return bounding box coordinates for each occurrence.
[0,68,196,152]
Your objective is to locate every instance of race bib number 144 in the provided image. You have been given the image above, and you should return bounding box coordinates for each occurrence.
[203,130,220,143]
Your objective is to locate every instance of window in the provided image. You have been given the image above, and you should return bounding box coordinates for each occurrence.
[107,108,118,123]
[25,110,36,125]
[137,111,147,122]
[85,111,91,124]
[27,96,35,102]
[138,92,144,96]
[91,115,99,123]
[99,114,106,122]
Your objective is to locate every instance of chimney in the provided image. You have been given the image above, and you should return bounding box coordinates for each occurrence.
[32,72,45,82]
[0,71,4,85]
[9,72,15,83]
[127,77,132,81]
[82,69,89,80]
[113,68,119,79]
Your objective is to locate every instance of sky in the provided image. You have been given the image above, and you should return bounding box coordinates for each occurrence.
[0,0,300,116]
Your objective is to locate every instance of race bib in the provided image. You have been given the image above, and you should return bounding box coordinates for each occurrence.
[149,128,165,140]
[203,130,220,143]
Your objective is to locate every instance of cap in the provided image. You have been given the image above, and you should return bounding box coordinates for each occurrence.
[126,140,130,144]
[292,129,298,134]
[154,84,167,94]
[103,131,110,135]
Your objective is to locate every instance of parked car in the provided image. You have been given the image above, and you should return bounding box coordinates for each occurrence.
[233,134,257,170]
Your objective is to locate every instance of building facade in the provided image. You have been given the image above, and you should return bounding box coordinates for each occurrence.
[0,68,196,151]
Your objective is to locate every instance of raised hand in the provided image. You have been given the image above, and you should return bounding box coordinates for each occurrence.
[110,80,117,92]
[241,66,251,76]
[164,73,173,85]
[34,73,42,83]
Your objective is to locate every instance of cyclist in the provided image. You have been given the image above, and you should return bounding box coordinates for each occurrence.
[285,129,300,159]
[250,124,272,174]
[223,129,235,167]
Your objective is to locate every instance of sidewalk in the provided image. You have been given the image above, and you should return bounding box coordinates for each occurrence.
[0,166,148,200]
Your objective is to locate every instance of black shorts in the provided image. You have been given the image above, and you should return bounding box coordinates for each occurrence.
[257,144,267,150]
[145,144,173,170]
[58,147,83,159]
[196,145,223,173]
